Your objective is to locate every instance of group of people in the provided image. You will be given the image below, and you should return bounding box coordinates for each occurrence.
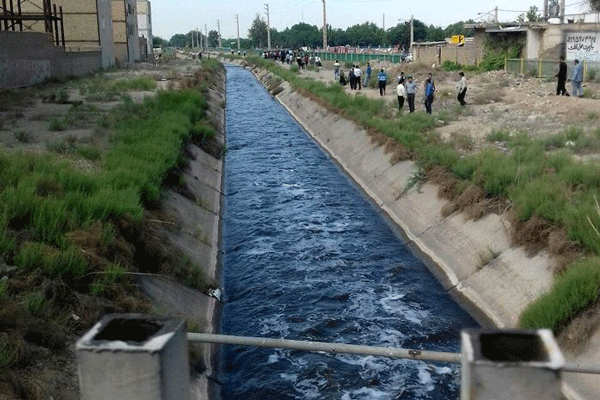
[334,61,372,90]
[393,71,467,114]
[555,56,585,98]
[333,60,469,114]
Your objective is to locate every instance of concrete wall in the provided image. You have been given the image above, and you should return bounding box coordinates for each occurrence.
[0,32,101,88]
[15,0,115,68]
[413,40,484,66]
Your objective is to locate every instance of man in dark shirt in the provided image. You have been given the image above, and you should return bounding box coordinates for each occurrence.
[555,55,569,96]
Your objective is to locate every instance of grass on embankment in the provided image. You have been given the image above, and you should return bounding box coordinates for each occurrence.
[246,56,600,335]
[0,59,223,398]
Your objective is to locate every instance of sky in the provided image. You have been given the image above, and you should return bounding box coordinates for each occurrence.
[151,0,592,41]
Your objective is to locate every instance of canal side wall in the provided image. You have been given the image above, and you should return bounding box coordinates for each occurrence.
[137,68,226,399]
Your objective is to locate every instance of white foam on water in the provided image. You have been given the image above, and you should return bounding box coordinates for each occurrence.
[258,313,290,337]
[416,363,435,393]
[341,387,394,400]
[293,378,323,400]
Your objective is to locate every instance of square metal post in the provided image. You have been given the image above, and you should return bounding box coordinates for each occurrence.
[76,314,190,400]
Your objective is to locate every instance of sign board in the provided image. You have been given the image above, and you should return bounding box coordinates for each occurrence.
[566,32,600,62]
[450,35,465,45]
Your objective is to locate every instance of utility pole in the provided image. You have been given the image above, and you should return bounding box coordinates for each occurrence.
[383,13,385,30]
[217,19,221,48]
[235,14,240,50]
[205,24,208,48]
[322,0,327,49]
[264,3,271,49]
[495,6,498,23]
[410,15,414,52]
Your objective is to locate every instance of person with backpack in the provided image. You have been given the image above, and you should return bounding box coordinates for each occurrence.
[424,77,435,114]
[378,69,387,96]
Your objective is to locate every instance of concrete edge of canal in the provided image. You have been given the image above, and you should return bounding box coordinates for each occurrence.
[136,66,227,399]
[223,60,598,400]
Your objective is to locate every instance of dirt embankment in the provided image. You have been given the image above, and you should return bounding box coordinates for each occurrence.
[0,56,225,399]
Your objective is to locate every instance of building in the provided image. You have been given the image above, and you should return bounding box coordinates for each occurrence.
[112,0,140,65]
[136,0,152,61]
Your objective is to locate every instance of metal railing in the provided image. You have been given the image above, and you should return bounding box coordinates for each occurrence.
[505,58,600,80]
[188,332,600,375]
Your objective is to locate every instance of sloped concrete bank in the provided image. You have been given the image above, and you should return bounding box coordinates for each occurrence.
[138,68,226,399]
[240,64,599,400]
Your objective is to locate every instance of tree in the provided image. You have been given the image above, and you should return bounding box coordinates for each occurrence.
[526,5,541,21]
[590,0,600,11]
[169,33,188,48]
[280,23,320,49]
[248,14,268,48]
[152,36,168,48]
[208,30,219,48]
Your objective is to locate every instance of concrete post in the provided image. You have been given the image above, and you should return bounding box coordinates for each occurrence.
[76,314,190,400]
[461,329,563,400]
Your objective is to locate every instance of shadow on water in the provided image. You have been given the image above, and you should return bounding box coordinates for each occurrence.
[221,65,478,400]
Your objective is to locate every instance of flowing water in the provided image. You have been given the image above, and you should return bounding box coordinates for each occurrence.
[221,65,477,400]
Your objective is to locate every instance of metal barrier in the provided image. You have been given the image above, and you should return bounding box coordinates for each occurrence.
[505,58,600,80]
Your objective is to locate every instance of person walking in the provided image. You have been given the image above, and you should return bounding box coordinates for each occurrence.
[555,55,569,96]
[396,79,406,113]
[424,77,435,114]
[354,65,363,90]
[333,60,340,81]
[572,59,584,97]
[456,72,468,106]
[364,62,372,87]
[378,69,387,96]
[405,76,416,112]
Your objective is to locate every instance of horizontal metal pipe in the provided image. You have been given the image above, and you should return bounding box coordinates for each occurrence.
[187,333,461,363]
[563,363,600,375]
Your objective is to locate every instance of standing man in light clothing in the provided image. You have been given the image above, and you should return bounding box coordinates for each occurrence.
[396,79,406,113]
[456,72,467,106]
[333,60,340,81]
[572,59,584,97]
[354,65,363,90]
[405,76,417,113]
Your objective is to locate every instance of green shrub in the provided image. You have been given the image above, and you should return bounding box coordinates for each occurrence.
[76,145,101,161]
[90,263,127,294]
[520,257,600,329]
[15,242,88,278]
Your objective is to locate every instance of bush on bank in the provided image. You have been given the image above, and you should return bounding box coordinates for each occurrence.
[247,56,600,333]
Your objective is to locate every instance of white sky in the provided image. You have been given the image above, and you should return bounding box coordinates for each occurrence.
[151,0,592,41]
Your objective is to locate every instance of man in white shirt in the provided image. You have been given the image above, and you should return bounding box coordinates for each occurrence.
[333,60,340,81]
[354,65,363,90]
[397,80,406,112]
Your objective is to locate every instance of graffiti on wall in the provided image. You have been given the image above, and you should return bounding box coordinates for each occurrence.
[566,32,600,61]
